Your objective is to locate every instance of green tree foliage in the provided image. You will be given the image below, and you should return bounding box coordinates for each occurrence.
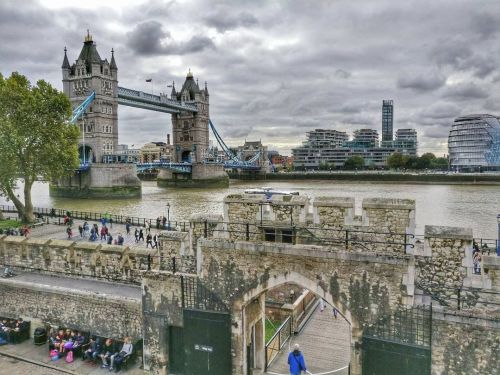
[0,73,79,222]
[386,152,407,169]
[386,152,449,170]
[431,157,449,169]
[344,155,365,170]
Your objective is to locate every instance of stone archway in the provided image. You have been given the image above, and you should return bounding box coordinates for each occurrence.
[231,271,359,375]
[78,144,94,164]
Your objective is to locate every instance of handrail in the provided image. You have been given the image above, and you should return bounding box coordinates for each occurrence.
[265,315,293,370]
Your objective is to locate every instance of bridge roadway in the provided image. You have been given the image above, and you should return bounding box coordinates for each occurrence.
[266,304,350,375]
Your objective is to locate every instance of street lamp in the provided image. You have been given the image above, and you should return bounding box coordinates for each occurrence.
[166,203,170,229]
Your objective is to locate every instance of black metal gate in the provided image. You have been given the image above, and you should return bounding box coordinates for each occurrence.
[362,305,432,375]
[183,309,231,375]
[168,276,231,375]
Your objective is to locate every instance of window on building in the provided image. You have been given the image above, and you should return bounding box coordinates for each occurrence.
[264,228,276,242]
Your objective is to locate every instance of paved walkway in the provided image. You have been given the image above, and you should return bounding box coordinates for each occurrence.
[6,272,141,300]
[266,305,350,375]
[4,214,162,251]
[0,340,144,374]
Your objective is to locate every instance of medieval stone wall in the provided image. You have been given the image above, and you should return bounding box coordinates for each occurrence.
[0,280,142,340]
[431,311,500,375]
[0,235,157,283]
[141,271,184,374]
[223,194,415,254]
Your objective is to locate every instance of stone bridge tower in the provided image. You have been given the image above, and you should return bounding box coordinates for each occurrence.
[62,31,118,163]
[170,71,210,163]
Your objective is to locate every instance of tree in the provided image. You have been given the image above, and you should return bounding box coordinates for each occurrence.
[416,153,436,169]
[431,157,448,170]
[344,156,365,170]
[0,73,79,223]
[386,152,405,169]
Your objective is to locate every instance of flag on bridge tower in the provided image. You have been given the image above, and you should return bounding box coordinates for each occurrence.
[145,78,152,82]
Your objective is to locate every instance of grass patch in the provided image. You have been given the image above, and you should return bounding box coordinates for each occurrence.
[265,319,282,344]
[0,219,23,229]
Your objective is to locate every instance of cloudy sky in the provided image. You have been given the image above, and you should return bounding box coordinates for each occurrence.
[1,0,499,155]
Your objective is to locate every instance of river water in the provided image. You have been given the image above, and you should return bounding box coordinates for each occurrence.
[1,181,499,239]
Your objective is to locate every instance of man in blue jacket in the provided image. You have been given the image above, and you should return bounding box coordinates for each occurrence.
[288,343,307,375]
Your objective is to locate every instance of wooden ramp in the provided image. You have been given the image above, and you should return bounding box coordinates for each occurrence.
[266,306,350,375]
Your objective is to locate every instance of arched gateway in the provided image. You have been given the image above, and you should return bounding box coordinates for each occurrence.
[141,193,428,375]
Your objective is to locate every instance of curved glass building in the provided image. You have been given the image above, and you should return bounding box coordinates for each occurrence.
[448,114,500,170]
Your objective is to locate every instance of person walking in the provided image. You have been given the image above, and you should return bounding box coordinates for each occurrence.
[288,344,307,375]
[139,228,145,242]
[134,228,139,243]
[126,222,131,236]
[146,233,153,248]
[153,233,158,249]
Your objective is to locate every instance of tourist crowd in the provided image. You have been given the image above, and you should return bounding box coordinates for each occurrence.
[48,328,134,372]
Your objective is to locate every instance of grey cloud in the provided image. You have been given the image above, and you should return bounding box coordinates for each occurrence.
[442,83,489,100]
[204,11,258,32]
[397,73,446,92]
[334,69,351,79]
[126,21,215,56]
[3,0,500,156]
[430,42,472,68]
[423,103,461,120]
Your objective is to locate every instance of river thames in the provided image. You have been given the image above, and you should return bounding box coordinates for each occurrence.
[1,180,499,240]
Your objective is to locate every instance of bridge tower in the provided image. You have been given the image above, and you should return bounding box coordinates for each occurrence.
[62,30,118,164]
[52,31,141,198]
[171,71,210,163]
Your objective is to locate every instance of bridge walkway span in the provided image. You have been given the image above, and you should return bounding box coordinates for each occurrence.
[266,304,350,375]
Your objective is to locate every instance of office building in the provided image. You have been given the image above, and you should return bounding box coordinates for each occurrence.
[448,114,500,170]
[382,100,394,142]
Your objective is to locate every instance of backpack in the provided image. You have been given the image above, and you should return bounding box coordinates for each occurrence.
[65,350,74,363]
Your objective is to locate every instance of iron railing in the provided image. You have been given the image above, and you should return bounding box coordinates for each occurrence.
[181,276,229,312]
[0,205,190,230]
[265,315,293,370]
[363,305,432,348]
[415,281,500,315]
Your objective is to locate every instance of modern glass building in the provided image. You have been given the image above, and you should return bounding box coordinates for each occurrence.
[448,114,500,170]
[382,100,394,142]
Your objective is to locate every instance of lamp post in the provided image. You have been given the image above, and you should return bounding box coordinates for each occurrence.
[497,214,500,256]
[166,203,170,229]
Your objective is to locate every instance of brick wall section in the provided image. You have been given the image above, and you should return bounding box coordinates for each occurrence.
[0,281,142,340]
[431,311,500,375]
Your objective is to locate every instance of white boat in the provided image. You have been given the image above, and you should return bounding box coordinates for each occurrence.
[244,187,299,196]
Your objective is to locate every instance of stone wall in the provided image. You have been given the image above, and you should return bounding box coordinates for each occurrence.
[415,226,472,300]
[0,279,142,340]
[141,271,184,374]
[222,194,415,254]
[431,310,500,375]
[196,238,414,374]
[0,235,157,283]
[50,164,141,198]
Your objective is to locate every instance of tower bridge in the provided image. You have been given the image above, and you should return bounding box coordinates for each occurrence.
[51,31,265,198]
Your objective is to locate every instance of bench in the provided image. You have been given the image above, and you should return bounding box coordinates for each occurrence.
[0,317,30,344]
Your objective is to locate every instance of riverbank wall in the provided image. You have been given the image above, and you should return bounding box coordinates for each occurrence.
[228,172,500,185]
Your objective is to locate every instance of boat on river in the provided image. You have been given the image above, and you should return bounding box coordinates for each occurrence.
[244,187,299,196]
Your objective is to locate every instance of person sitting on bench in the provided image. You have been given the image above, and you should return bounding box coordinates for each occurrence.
[100,338,117,368]
[109,337,133,372]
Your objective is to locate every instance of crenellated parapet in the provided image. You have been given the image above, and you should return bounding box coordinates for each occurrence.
[0,236,156,283]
